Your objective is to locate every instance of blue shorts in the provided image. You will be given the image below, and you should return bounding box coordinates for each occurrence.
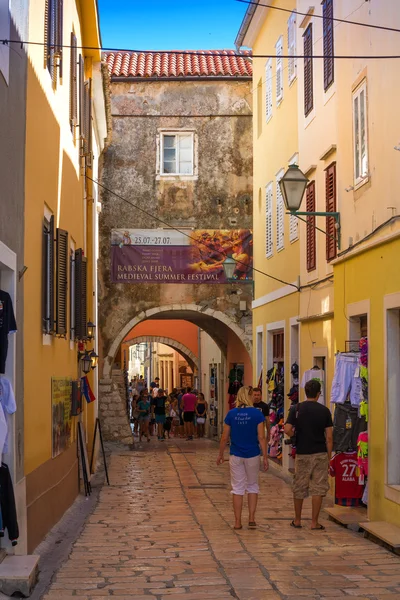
[155,414,166,425]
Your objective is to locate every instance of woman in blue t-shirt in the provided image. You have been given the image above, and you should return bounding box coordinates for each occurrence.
[217,386,269,530]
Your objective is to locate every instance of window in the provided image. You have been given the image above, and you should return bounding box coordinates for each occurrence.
[387,307,400,486]
[55,228,68,336]
[160,133,194,175]
[42,215,55,334]
[353,80,368,185]
[288,12,297,84]
[44,0,63,82]
[303,24,313,116]
[323,0,334,91]
[74,249,87,340]
[306,181,316,271]
[276,171,284,251]
[276,36,283,104]
[0,0,10,84]
[265,60,273,122]
[273,330,284,362]
[265,183,273,258]
[325,162,337,261]
[79,55,93,163]
[257,78,263,136]
[69,32,78,131]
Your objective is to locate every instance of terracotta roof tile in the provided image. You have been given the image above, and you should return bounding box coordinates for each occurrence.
[103,50,252,79]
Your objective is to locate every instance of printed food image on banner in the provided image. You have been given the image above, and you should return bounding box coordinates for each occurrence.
[51,377,73,458]
[111,229,253,284]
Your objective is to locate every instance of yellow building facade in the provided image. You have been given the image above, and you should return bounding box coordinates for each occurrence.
[24,0,107,551]
[236,0,300,471]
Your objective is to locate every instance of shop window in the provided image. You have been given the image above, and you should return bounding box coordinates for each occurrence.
[42,215,55,334]
[303,23,313,116]
[323,0,334,91]
[387,308,400,486]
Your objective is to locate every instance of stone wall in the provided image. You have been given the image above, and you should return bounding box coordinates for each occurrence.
[98,371,133,445]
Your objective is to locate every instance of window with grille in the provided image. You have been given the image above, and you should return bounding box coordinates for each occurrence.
[42,215,55,334]
[325,163,337,262]
[323,0,334,91]
[303,23,313,116]
[288,12,297,84]
[306,181,316,271]
[353,80,368,185]
[69,32,78,131]
[276,171,284,251]
[276,36,283,104]
[44,0,63,83]
[265,60,273,122]
[161,133,194,175]
[265,183,273,258]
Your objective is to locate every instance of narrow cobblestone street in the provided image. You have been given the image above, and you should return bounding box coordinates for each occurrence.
[43,440,400,600]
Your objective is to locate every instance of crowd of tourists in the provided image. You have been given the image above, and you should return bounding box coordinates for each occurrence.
[128,377,208,442]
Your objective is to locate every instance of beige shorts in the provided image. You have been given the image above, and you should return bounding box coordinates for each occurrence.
[293,453,329,499]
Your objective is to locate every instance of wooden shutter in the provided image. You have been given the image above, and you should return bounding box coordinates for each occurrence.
[323,0,334,91]
[70,32,77,128]
[265,184,273,257]
[303,24,313,116]
[276,37,283,103]
[43,0,49,68]
[46,0,57,79]
[265,59,272,121]
[78,55,85,142]
[276,177,284,251]
[325,163,337,261]
[83,79,93,162]
[56,0,63,79]
[74,249,87,340]
[306,181,316,272]
[42,216,55,333]
[288,12,297,83]
[56,228,68,336]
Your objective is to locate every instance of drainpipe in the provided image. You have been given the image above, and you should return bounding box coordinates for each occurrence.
[198,328,202,392]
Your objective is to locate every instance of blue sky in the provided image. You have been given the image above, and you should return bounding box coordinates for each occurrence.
[97,0,248,51]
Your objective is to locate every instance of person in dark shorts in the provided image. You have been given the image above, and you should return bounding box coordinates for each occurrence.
[196,393,208,438]
[154,388,167,441]
[182,387,197,440]
[252,388,271,443]
[284,379,333,531]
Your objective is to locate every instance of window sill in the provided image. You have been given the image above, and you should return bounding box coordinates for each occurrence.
[156,174,198,182]
[304,108,316,129]
[276,97,283,108]
[354,176,370,192]
[324,81,336,105]
[266,253,274,260]
[277,246,285,253]
[290,237,299,244]
[289,76,297,88]
[266,115,273,124]
[42,333,53,346]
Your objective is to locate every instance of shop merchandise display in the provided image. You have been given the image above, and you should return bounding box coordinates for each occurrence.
[357,431,368,484]
[329,451,364,506]
[228,365,243,410]
[0,376,16,455]
[0,462,19,545]
[331,353,362,406]
[301,367,325,404]
[0,290,17,374]
[267,365,284,460]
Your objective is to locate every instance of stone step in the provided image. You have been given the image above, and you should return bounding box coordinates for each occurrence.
[325,506,368,528]
[0,554,40,597]
[360,520,400,552]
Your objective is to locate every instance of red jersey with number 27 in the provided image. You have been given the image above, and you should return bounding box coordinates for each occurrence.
[329,452,364,507]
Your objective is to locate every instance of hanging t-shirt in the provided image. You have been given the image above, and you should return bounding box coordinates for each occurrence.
[0,291,17,374]
[329,451,364,506]
[0,376,16,454]
[224,407,264,459]
[301,369,325,404]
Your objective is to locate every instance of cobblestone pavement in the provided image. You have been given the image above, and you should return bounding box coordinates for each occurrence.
[43,439,400,600]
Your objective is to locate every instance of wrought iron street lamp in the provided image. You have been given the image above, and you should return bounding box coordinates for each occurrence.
[81,351,92,375]
[89,349,99,370]
[279,164,341,250]
[223,255,236,281]
[87,320,96,341]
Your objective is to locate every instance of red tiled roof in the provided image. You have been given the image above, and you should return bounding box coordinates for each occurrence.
[103,50,252,79]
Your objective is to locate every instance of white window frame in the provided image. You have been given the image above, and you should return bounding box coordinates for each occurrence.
[288,11,297,85]
[276,36,284,104]
[160,132,194,176]
[276,169,285,252]
[265,59,273,123]
[288,154,299,242]
[265,182,273,258]
[352,80,369,187]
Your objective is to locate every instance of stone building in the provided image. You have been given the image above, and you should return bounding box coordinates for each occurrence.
[99,50,253,438]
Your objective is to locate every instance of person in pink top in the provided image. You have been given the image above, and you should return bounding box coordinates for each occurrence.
[182,387,197,440]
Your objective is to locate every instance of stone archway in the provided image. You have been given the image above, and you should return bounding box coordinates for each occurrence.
[125,335,199,373]
[103,303,252,379]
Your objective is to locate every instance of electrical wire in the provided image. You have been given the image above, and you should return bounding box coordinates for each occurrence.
[1,39,399,60]
[236,0,400,34]
[86,175,299,290]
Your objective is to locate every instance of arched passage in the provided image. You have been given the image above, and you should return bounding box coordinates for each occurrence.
[123,335,199,373]
[103,303,252,379]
